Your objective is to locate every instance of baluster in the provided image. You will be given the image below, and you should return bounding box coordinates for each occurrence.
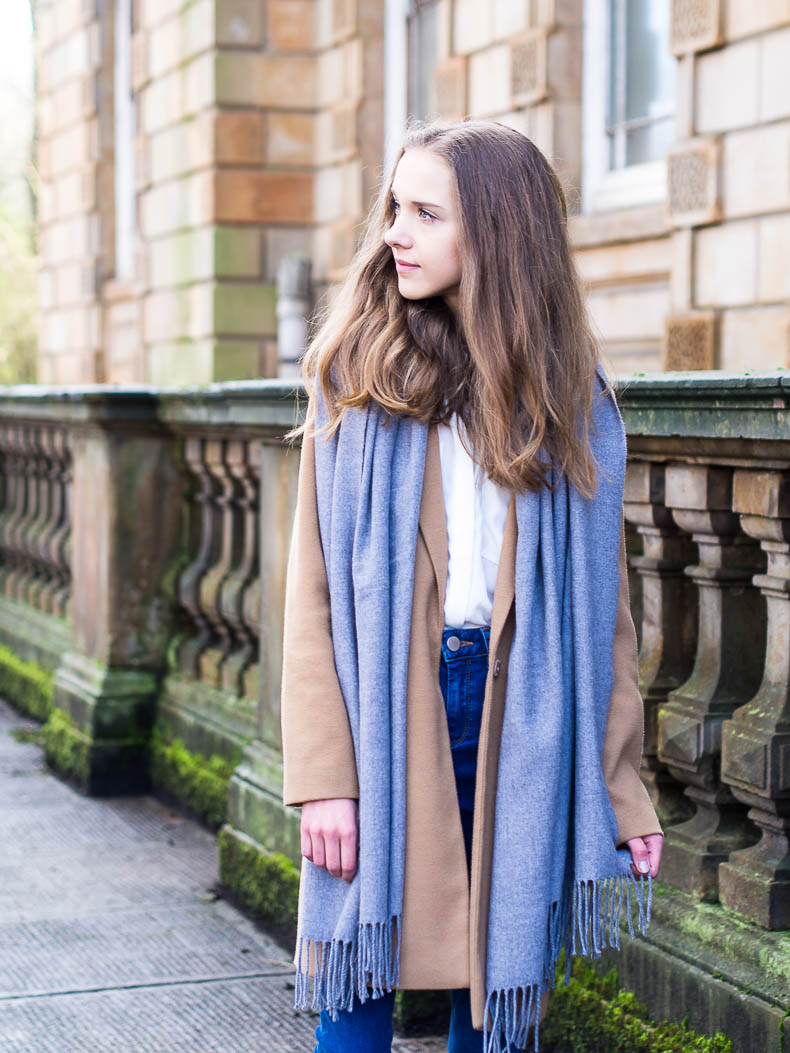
[720,469,790,928]
[11,426,41,604]
[178,437,221,678]
[197,439,240,688]
[4,426,31,599]
[623,460,698,826]
[35,428,64,615]
[218,438,259,696]
[26,426,53,611]
[49,428,72,620]
[658,464,766,900]
[0,424,16,589]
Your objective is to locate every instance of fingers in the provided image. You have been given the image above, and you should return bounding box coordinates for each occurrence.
[300,799,358,883]
[626,833,664,879]
[300,816,314,863]
[644,832,663,878]
[340,821,358,882]
[626,836,651,878]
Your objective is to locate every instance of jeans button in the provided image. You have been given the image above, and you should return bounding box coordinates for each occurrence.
[447,635,461,652]
[493,658,501,677]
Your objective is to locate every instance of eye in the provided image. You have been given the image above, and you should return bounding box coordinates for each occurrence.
[418,208,437,223]
[391,198,400,214]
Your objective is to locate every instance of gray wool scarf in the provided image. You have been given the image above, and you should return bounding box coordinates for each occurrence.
[293,365,652,1052]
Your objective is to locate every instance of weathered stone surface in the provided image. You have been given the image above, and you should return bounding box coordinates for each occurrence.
[0,700,445,1052]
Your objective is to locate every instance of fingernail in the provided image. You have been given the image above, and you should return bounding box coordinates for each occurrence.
[638,861,649,873]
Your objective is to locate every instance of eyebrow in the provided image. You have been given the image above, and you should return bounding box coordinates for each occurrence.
[391,192,447,213]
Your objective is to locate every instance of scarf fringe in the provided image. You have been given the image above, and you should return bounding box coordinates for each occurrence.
[482,869,652,1053]
[294,914,401,1021]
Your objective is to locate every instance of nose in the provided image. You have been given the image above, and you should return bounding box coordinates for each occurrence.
[384,217,413,251]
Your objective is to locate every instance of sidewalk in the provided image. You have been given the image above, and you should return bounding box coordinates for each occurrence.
[0,699,445,1052]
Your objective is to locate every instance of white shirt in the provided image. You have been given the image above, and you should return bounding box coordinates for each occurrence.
[437,413,511,628]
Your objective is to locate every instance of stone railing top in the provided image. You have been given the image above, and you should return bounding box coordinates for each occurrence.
[0,371,788,452]
[615,370,790,447]
[0,379,307,434]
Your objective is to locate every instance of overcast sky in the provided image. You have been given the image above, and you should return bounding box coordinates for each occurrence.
[0,0,34,223]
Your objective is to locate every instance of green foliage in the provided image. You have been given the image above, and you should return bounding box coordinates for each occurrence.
[218,825,299,938]
[0,208,37,384]
[149,724,239,831]
[43,705,89,786]
[0,642,53,720]
[541,951,733,1053]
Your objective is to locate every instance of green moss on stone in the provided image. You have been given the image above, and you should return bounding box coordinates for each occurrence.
[43,706,90,786]
[541,951,734,1053]
[149,725,239,831]
[218,825,299,940]
[0,643,54,720]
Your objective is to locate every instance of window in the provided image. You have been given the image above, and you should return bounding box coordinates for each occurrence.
[583,0,676,212]
[383,0,440,173]
[407,0,440,123]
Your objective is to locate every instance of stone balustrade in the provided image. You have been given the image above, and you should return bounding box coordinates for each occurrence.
[0,372,786,1051]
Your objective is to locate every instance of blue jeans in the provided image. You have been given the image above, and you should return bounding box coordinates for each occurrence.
[314,626,525,1052]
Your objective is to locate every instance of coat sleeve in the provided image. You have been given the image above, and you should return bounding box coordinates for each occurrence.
[602,514,664,848]
[280,403,359,808]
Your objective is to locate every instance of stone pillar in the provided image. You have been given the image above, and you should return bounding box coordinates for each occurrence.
[720,469,790,929]
[49,394,184,795]
[657,464,766,900]
[623,460,698,826]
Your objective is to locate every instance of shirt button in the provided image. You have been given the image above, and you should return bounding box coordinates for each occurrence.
[447,635,461,652]
[493,658,501,677]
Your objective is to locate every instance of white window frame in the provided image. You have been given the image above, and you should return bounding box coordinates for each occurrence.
[384,0,410,175]
[582,0,671,214]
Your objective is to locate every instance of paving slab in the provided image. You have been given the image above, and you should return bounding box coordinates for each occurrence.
[0,699,446,1052]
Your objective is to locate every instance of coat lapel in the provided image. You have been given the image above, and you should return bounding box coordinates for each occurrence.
[419,424,517,636]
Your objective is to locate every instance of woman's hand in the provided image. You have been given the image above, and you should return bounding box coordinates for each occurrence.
[300,798,359,883]
[624,832,663,879]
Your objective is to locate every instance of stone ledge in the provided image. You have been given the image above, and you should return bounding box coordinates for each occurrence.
[596,880,790,1052]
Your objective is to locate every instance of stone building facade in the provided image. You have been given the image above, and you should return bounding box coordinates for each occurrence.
[34,0,790,384]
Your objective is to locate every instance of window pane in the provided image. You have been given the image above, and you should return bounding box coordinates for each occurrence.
[626,116,675,166]
[625,0,674,122]
[407,2,438,121]
[606,0,675,170]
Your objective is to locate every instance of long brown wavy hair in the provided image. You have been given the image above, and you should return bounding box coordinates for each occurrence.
[290,119,614,497]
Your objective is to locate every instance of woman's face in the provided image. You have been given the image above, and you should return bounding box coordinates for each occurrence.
[384,148,462,306]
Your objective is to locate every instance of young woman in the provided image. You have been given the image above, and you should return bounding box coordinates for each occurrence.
[280,120,664,1053]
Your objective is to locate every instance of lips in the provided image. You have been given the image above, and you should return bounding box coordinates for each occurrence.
[395,258,419,271]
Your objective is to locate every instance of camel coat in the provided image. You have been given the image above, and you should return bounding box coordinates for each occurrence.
[280,415,663,1031]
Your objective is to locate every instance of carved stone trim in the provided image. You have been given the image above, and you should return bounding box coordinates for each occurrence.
[509,29,548,108]
[668,138,721,228]
[670,0,723,55]
[431,56,467,121]
[331,0,357,42]
[662,312,717,371]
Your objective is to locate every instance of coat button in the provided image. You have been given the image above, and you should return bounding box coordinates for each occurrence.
[493,658,501,677]
[447,635,461,652]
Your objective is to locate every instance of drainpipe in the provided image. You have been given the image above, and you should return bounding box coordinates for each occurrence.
[276,254,312,379]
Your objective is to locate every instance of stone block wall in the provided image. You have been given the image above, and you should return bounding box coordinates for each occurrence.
[663,1,790,371]
[36,0,106,383]
[35,0,382,384]
[33,0,790,382]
